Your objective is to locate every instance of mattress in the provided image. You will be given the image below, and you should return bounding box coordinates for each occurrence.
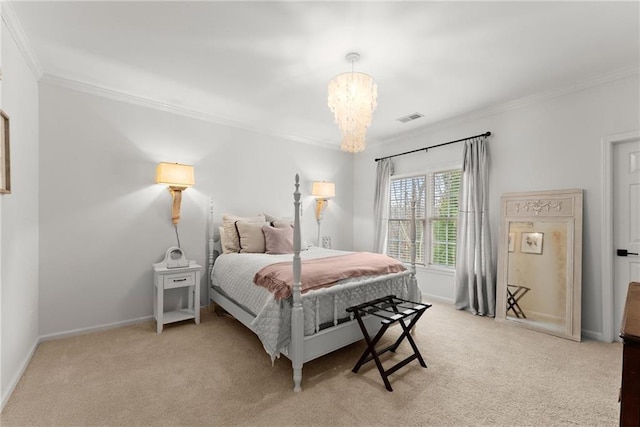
[210,247,417,359]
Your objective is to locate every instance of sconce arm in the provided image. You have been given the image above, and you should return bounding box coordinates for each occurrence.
[315,198,329,222]
[168,186,185,225]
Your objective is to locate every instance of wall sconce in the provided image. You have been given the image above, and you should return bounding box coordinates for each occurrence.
[312,181,335,246]
[156,162,195,225]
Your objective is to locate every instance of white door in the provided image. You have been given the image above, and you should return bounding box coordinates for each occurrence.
[614,138,640,337]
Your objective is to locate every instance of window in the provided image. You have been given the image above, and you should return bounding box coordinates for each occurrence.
[428,169,461,267]
[386,169,461,268]
[387,175,426,264]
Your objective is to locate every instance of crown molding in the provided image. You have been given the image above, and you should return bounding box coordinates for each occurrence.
[376,66,640,146]
[486,66,640,116]
[39,73,341,151]
[1,1,43,79]
[33,56,640,153]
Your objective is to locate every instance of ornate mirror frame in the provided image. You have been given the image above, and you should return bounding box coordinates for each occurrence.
[496,189,583,341]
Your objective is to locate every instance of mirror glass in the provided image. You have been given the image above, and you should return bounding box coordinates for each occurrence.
[497,190,583,341]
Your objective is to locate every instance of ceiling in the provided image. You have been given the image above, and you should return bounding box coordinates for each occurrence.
[8,1,640,150]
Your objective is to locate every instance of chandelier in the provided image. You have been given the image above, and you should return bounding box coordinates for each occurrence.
[327,52,378,153]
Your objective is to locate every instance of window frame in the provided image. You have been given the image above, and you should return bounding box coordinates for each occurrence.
[386,164,462,271]
[426,167,462,270]
[386,173,427,266]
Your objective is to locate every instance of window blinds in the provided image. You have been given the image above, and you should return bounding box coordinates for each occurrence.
[387,175,426,264]
[429,169,461,266]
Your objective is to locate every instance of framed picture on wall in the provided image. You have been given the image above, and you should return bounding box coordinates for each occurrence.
[508,232,515,252]
[0,110,10,194]
[521,232,543,254]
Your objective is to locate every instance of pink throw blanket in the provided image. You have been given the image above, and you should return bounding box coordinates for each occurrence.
[253,252,406,300]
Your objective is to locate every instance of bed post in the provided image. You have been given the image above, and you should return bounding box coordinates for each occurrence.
[291,174,304,392]
[208,197,215,311]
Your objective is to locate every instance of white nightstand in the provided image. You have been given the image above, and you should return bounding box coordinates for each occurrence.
[153,262,202,333]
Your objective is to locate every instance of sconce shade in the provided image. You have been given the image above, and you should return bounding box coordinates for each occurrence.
[312,181,335,198]
[157,162,194,225]
[156,162,195,188]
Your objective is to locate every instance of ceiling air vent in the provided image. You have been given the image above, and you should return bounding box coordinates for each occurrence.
[396,112,424,123]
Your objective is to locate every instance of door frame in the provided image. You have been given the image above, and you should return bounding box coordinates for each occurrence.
[601,131,640,342]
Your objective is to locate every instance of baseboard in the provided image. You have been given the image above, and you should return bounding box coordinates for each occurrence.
[1,337,39,412]
[522,309,564,324]
[0,307,607,413]
[421,293,454,304]
[424,299,606,343]
[39,315,154,342]
[581,328,604,342]
[2,315,154,411]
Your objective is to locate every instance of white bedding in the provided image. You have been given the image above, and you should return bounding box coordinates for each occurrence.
[211,247,418,359]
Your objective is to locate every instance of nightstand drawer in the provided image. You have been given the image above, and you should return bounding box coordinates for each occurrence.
[163,271,196,289]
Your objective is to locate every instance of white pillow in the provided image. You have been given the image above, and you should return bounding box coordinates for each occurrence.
[221,214,265,253]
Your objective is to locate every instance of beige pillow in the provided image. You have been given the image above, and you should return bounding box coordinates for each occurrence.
[218,226,227,253]
[236,221,268,253]
[222,214,265,253]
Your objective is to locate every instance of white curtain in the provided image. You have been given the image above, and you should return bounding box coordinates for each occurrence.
[373,158,393,253]
[454,137,495,316]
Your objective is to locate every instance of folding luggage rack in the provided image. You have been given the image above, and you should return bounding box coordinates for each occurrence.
[346,295,431,391]
[506,284,531,318]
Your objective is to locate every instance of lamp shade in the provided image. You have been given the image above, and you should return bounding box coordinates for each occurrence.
[156,162,195,188]
[312,181,335,198]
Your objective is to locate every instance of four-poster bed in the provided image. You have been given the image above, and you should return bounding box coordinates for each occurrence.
[208,174,421,391]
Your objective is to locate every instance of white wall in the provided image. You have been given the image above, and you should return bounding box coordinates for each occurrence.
[353,74,640,339]
[38,84,353,337]
[0,24,40,407]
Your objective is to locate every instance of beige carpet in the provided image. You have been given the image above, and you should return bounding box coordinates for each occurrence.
[1,301,622,426]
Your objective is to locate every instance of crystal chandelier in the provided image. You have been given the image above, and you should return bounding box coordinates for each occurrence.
[327,52,378,153]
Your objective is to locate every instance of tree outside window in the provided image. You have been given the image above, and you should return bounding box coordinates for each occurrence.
[429,169,461,267]
[387,175,426,264]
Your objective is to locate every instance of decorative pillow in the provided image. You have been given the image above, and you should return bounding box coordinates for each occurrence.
[264,212,312,249]
[236,221,268,253]
[263,224,294,254]
[272,220,309,250]
[221,214,265,253]
[273,219,294,228]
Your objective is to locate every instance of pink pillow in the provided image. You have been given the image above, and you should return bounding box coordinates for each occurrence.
[262,224,293,254]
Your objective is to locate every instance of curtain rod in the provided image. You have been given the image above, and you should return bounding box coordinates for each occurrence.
[374,131,491,162]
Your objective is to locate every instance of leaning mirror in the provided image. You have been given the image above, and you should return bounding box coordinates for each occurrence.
[496,189,583,341]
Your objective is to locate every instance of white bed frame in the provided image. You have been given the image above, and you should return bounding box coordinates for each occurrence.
[208,174,419,391]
